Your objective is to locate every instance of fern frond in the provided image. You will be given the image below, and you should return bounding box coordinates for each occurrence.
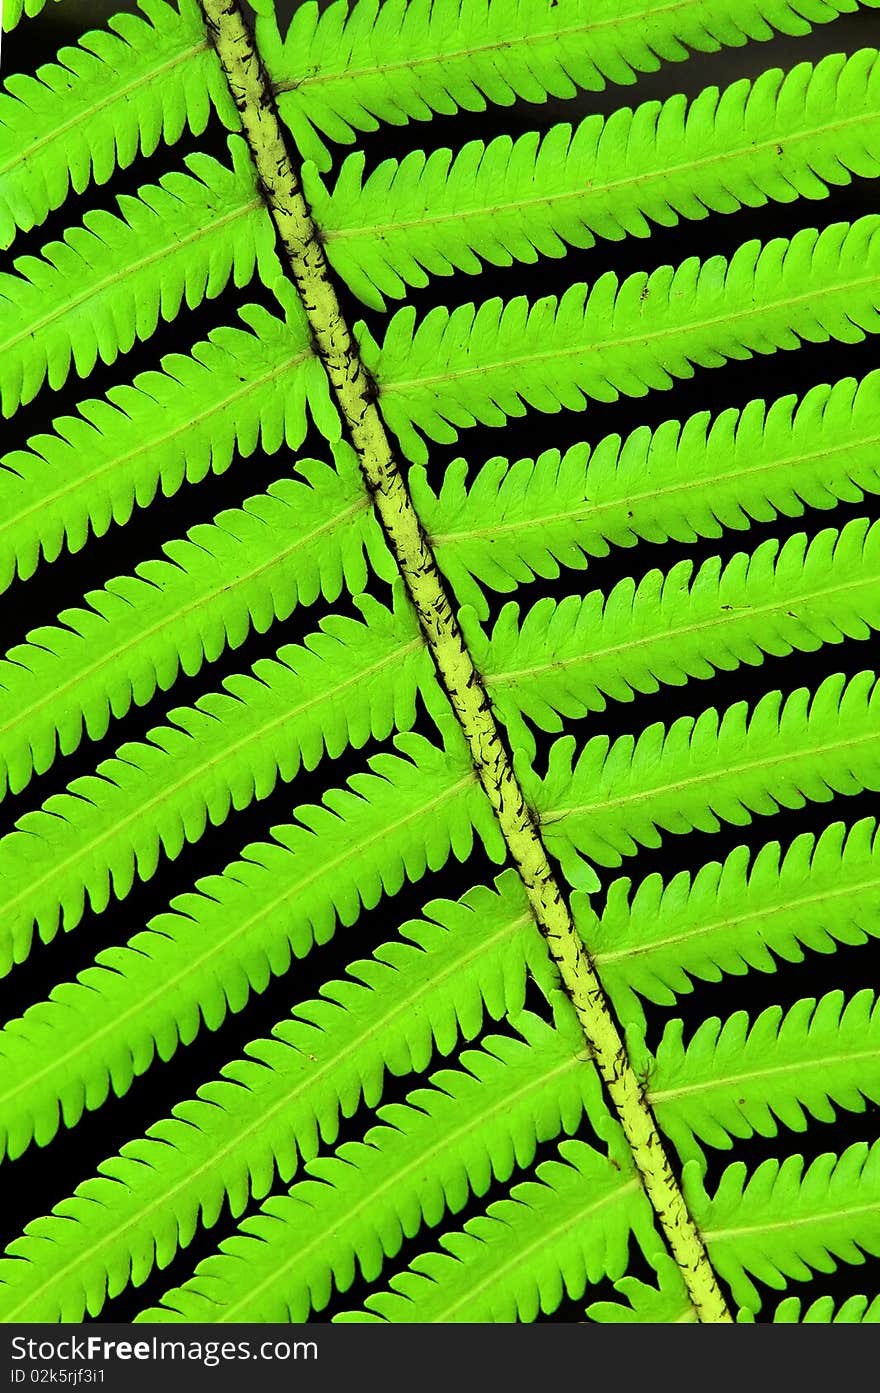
[0,456,383,799]
[0,139,286,416]
[420,372,880,617]
[690,1140,880,1312]
[650,990,880,1154]
[771,1292,880,1320]
[533,670,880,881]
[0,304,334,588]
[140,1012,595,1322]
[586,1252,695,1322]
[0,872,547,1317]
[470,519,880,749]
[369,217,880,463]
[0,591,429,963]
[590,818,880,1014]
[9,0,880,1330]
[0,730,503,1172]
[258,0,880,170]
[334,1137,651,1322]
[311,49,880,308]
[0,0,237,246]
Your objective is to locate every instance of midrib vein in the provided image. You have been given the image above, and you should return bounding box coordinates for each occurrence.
[706,1195,880,1244]
[200,0,733,1325]
[651,1044,880,1105]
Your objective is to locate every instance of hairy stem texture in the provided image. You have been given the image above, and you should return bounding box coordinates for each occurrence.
[198,0,733,1324]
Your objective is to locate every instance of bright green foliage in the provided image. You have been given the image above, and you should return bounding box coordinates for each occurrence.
[590,817,880,1014]
[0,0,236,244]
[650,990,880,1153]
[0,303,334,586]
[369,217,880,462]
[690,1141,880,1311]
[141,1012,597,1322]
[0,139,284,415]
[0,727,504,1169]
[334,1137,653,1322]
[469,519,880,752]
[256,0,880,169]
[311,49,880,308]
[2,0,61,30]
[0,873,550,1318]
[0,454,384,798]
[771,1293,880,1320]
[534,670,880,879]
[587,1252,696,1322]
[5,0,880,1332]
[421,371,880,616]
[0,590,429,960]
[592,1262,880,1322]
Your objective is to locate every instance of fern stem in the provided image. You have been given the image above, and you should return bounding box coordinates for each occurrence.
[198,0,732,1325]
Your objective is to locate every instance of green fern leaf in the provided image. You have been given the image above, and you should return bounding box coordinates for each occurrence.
[650,990,880,1152]
[591,1264,880,1323]
[534,670,880,878]
[0,725,502,1051]
[0,872,548,1318]
[0,138,286,415]
[420,372,880,616]
[0,729,505,1179]
[310,49,880,308]
[140,1012,597,1322]
[590,817,880,1014]
[0,303,333,587]
[0,0,237,245]
[469,519,880,752]
[334,1137,653,1322]
[0,589,428,960]
[8,0,880,1331]
[369,217,880,462]
[690,1141,880,1312]
[586,1252,695,1323]
[258,0,880,170]
[771,1292,880,1321]
[2,0,59,31]
[0,455,383,798]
